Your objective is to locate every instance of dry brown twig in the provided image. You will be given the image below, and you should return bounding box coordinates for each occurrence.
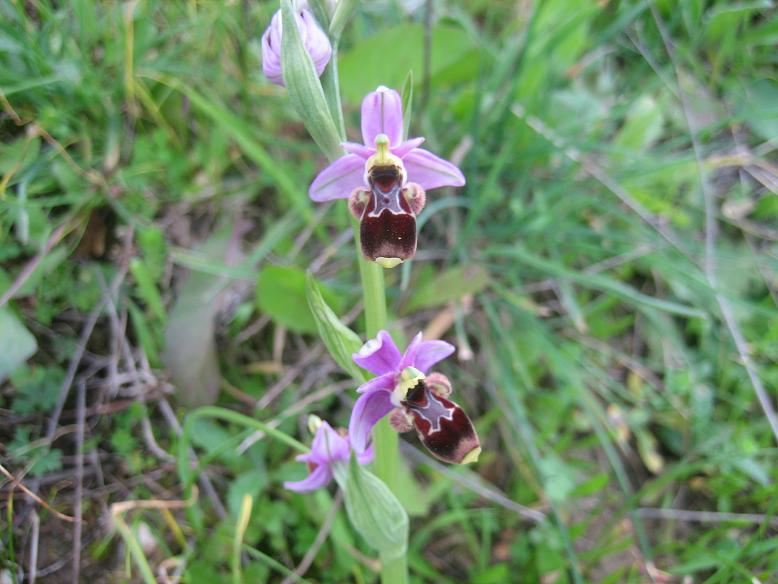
[0,463,74,522]
[72,380,86,583]
[110,487,197,519]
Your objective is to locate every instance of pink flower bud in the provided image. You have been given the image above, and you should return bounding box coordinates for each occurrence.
[261,8,332,87]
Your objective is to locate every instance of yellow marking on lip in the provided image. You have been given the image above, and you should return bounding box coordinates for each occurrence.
[375,257,403,269]
[461,447,482,465]
[366,133,404,173]
[393,366,425,403]
[307,414,322,434]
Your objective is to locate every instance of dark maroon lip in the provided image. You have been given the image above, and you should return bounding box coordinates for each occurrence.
[358,167,417,261]
[360,206,417,262]
[402,382,480,464]
[368,164,402,194]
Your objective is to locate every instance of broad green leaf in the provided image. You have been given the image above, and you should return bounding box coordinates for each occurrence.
[0,308,37,383]
[404,264,490,313]
[227,469,269,517]
[339,25,478,102]
[472,564,511,584]
[570,472,610,497]
[305,272,364,380]
[256,265,341,334]
[190,417,242,468]
[164,223,233,407]
[340,455,408,560]
[538,455,576,504]
[613,95,663,152]
[732,78,778,142]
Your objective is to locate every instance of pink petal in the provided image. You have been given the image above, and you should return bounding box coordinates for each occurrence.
[393,137,425,158]
[356,372,396,394]
[361,86,404,147]
[309,154,365,202]
[348,387,394,454]
[310,421,350,462]
[356,443,375,465]
[402,148,466,190]
[398,332,423,370]
[353,330,402,376]
[342,142,374,158]
[284,464,333,493]
[297,9,332,77]
[261,11,283,86]
[412,340,456,373]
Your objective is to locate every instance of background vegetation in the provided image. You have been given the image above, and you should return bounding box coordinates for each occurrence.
[2,0,778,582]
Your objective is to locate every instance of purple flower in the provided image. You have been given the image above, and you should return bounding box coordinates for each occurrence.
[348,331,481,465]
[261,8,332,87]
[284,417,373,493]
[309,86,466,267]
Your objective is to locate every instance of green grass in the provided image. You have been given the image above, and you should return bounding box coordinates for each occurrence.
[2,0,778,582]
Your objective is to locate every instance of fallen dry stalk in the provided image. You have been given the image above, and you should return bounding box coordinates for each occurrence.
[0,462,74,523]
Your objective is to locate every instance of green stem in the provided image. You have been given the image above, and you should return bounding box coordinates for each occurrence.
[354,227,396,491]
[380,552,408,584]
[354,225,407,584]
[321,42,346,141]
[357,250,387,339]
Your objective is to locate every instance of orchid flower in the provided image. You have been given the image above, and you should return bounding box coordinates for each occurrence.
[261,8,332,87]
[309,86,466,268]
[348,331,481,465]
[284,416,373,493]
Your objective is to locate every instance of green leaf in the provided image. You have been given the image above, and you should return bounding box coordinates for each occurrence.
[404,264,490,313]
[129,258,166,323]
[27,448,63,477]
[340,455,409,560]
[10,364,62,414]
[0,134,40,176]
[305,272,364,380]
[0,307,37,383]
[339,25,477,102]
[228,468,269,517]
[328,0,357,41]
[732,78,778,143]
[613,95,663,152]
[280,0,343,160]
[538,455,576,504]
[164,223,233,407]
[13,247,69,298]
[147,75,312,222]
[256,265,341,334]
[400,71,413,141]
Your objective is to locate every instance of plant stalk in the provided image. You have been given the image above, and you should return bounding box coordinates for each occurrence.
[354,227,407,584]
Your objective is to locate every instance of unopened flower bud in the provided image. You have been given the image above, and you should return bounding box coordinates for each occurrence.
[261,8,332,87]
